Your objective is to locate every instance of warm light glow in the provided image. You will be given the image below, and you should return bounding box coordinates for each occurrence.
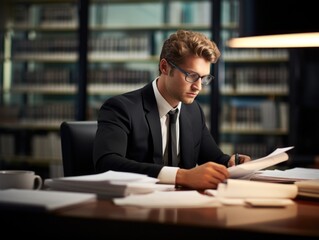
[226,32,319,48]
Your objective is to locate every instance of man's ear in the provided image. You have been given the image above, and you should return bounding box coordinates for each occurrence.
[159,59,170,75]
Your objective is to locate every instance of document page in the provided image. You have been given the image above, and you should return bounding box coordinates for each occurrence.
[113,190,222,208]
[251,167,319,183]
[0,189,96,211]
[228,146,294,179]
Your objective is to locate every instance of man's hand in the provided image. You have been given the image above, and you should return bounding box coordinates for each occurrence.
[228,154,251,167]
[175,162,229,190]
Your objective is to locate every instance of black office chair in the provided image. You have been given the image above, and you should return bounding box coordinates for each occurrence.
[60,121,97,177]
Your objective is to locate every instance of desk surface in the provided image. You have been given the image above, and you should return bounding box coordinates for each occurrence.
[3,196,319,239]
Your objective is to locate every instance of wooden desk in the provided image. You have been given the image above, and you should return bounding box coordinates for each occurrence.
[2,197,319,239]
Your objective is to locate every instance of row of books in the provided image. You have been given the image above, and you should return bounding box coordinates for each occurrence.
[12,35,150,57]
[11,40,288,61]
[12,39,78,55]
[221,66,288,93]
[89,35,149,49]
[12,3,77,27]
[12,69,153,85]
[89,1,211,27]
[39,4,77,27]
[13,69,70,85]
[220,142,270,159]
[220,100,288,131]
[22,103,75,121]
[87,69,151,84]
[12,1,213,28]
[0,132,61,162]
[31,132,62,162]
[168,1,211,25]
[221,0,240,25]
[222,49,289,60]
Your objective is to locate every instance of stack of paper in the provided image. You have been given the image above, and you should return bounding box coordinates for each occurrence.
[204,179,298,206]
[251,167,319,183]
[210,179,298,199]
[44,170,175,198]
[295,179,319,198]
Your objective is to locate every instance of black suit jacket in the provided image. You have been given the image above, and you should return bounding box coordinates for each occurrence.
[93,82,230,178]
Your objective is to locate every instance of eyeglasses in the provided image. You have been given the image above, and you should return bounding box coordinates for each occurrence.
[168,61,214,86]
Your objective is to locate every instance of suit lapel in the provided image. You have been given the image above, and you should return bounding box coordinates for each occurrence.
[142,83,164,165]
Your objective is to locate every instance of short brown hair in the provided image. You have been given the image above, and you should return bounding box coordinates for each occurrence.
[159,30,221,74]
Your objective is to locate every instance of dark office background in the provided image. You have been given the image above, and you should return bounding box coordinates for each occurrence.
[240,0,319,167]
[0,0,318,178]
[290,48,319,166]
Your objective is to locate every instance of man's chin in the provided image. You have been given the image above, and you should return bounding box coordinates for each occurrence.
[182,98,195,105]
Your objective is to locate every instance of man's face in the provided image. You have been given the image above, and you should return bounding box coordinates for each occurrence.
[168,57,211,105]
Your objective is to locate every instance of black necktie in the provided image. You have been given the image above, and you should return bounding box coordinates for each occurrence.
[167,109,178,166]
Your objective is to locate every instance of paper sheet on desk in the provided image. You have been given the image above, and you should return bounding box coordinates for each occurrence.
[228,146,294,179]
[0,189,96,211]
[113,191,222,208]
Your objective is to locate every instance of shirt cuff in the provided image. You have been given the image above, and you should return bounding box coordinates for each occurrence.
[157,166,179,184]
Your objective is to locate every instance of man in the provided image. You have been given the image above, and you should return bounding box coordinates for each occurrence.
[93,30,251,190]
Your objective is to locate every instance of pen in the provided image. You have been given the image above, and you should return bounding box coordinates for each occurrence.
[235,153,240,165]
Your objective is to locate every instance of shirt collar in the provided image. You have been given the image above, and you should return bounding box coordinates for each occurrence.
[152,78,181,118]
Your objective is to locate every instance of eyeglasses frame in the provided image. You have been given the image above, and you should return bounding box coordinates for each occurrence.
[167,60,214,86]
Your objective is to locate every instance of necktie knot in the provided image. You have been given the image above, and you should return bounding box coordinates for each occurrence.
[168,109,178,124]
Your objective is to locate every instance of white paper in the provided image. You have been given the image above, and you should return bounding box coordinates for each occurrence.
[44,170,175,198]
[53,170,158,183]
[295,179,319,191]
[244,198,295,207]
[0,189,96,211]
[205,179,298,199]
[124,182,175,195]
[228,146,294,179]
[113,190,222,208]
[252,167,319,182]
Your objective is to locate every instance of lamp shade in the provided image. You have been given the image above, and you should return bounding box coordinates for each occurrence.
[227,0,319,48]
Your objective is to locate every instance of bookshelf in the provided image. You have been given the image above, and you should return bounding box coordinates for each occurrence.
[218,0,290,159]
[0,1,78,178]
[86,0,213,121]
[0,0,292,177]
[0,0,214,178]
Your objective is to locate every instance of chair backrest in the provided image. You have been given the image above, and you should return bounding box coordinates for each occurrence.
[60,121,97,177]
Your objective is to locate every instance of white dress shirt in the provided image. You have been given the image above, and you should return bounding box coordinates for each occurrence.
[152,78,181,184]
